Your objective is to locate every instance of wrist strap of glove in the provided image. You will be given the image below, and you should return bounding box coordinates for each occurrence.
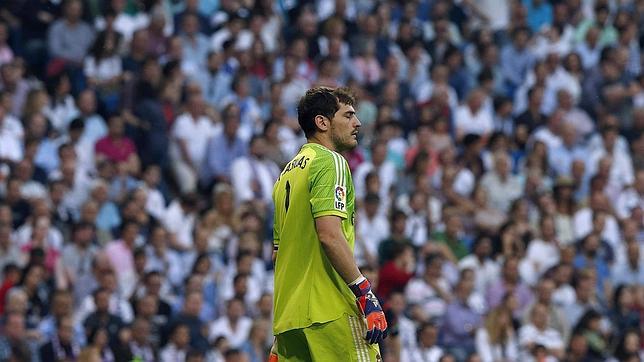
[348,275,371,298]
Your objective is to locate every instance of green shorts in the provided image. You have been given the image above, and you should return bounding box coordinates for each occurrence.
[275,314,381,362]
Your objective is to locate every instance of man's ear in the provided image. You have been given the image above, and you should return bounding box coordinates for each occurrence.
[314,115,329,132]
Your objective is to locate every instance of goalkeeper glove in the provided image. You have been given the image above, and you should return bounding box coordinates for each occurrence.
[349,276,388,344]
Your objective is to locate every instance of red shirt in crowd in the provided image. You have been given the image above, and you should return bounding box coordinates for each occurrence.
[377,260,414,301]
[95,136,137,163]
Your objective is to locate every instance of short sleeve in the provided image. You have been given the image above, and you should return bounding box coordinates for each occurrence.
[310,152,348,219]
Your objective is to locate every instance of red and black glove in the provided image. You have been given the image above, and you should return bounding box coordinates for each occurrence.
[349,276,388,344]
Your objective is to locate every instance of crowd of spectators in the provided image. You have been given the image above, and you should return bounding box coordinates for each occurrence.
[0,0,642,361]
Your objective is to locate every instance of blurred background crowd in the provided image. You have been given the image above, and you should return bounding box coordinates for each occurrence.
[0,0,642,361]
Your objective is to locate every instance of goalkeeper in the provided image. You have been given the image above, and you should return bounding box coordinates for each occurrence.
[271,87,387,361]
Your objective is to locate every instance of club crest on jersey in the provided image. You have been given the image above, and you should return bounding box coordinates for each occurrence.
[334,185,346,211]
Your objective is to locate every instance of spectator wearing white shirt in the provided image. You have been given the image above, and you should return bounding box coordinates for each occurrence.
[459,235,499,295]
[615,169,644,220]
[401,322,443,362]
[530,109,564,152]
[520,216,561,286]
[587,125,635,200]
[0,102,23,141]
[454,88,494,141]
[140,165,166,222]
[480,152,523,213]
[354,140,397,201]
[548,122,586,178]
[575,26,602,70]
[209,298,252,349]
[75,269,134,325]
[170,94,219,194]
[404,254,452,320]
[518,303,565,360]
[230,135,280,208]
[160,323,190,362]
[551,263,576,308]
[355,193,389,267]
[0,118,22,163]
[475,306,519,362]
[163,194,197,252]
[573,190,621,251]
[612,241,644,287]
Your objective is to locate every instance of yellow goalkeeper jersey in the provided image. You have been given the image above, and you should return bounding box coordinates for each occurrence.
[272,142,357,335]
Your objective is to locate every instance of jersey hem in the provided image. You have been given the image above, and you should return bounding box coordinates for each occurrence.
[273,313,346,336]
[313,210,347,219]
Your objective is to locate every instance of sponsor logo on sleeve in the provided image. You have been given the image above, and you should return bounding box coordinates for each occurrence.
[334,185,346,212]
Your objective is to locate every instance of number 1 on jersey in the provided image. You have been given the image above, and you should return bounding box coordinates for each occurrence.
[285,180,291,212]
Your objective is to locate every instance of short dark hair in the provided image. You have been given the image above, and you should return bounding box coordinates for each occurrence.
[297,87,355,138]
